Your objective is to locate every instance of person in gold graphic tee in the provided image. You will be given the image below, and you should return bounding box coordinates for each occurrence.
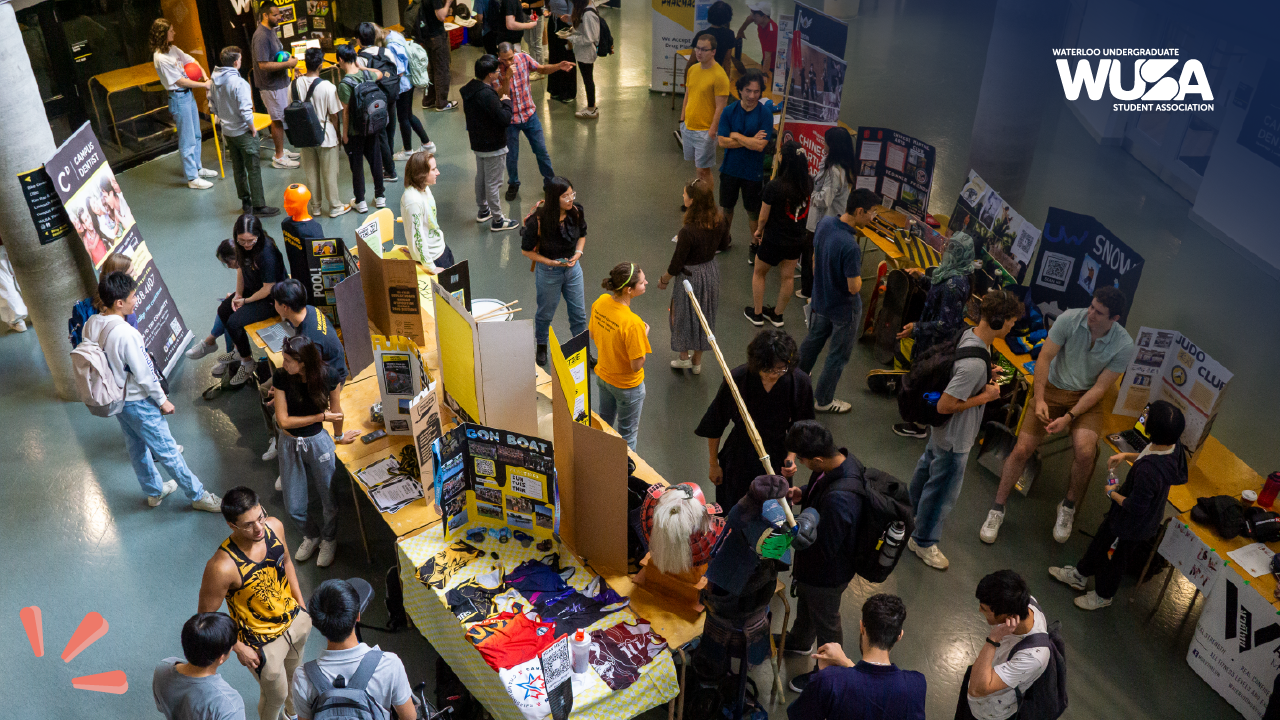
[199,486,312,720]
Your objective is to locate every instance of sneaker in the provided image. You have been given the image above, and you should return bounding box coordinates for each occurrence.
[176,445,184,454]
[211,351,237,377]
[1053,501,1076,543]
[529,72,545,82]
[191,492,222,513]
[354,200,369,214]
[294,537,321,562]
[274,475,282,491]
[317,539,338,567]
[229,362,254,387]
[771,633,812,656]
[393,150,410,161]
[908,538,949,570]
[432,100,458,112]
[815,399,852,413]
[197,167,218,178]
[670,358,693,371]
[383,174,400,183]
[188,178,213,190]
[185,340,217,360]
[762,307,785,327]
[147,480,178,507]
[1074,590,1113,611]
[536,344,548,366]
[242,201,253,214]
[505,183,520,201]
[284,149,301,159]
[1049,565,1087,591]
[692,364,701,375]
[789,670,814,694]
[892,422,928,439]
[263,437,278,462]
[271,155,300,169]
[476,209,493,224]
[421,142,437,154]
[491,218,519,232]
[743,306,765,326]
[9,319,27,332]
[330,203,353,218]
[374,196,386,209]
[980,509,1005,544]
[575,107,599,119]
[795,289,809,299]
[252,205,281,217]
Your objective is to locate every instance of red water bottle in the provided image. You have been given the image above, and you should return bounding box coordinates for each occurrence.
[1258,472,1280,509]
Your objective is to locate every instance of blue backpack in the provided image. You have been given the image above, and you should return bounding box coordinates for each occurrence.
[68,298,97,349]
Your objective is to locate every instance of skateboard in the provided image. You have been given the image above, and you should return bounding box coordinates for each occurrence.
[861,261,889,339]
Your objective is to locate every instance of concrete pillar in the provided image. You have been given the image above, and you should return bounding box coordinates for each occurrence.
[965,0,1070,208]
[0,4,96,400]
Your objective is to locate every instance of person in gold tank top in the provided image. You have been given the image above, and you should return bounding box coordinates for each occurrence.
[199,486,312,720]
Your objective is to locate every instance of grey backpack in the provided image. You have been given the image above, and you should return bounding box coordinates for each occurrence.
[304,649,391,720]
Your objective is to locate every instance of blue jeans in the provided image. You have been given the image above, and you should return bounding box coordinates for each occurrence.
[210,315,233,352]
[168,90,202,181]
[278,430,339,541]
[908,440,970,547]
[798,307,858,406]
[596,378,645,450]
[506,114,554,187]
[116,400,206,500]
[534,263,587,346]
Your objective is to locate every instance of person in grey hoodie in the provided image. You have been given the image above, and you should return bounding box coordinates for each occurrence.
[211,47,279,217]
[86,272,222,512]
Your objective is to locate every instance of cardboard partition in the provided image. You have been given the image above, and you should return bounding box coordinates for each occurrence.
[357,210,425,346]
[549,327,591,425]
[334,272,373,378]
[432,283,482,424]
[409,382,443,486]
[373,335,431,435]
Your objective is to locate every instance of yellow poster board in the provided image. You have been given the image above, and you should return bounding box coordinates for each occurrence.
[431,283,480,424]
[548,327,591,425]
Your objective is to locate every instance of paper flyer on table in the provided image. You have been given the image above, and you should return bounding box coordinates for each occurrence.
[1227,543,1275,578]
[357,456,400,489]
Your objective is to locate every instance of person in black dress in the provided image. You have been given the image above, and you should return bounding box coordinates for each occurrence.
[695,328,815,509]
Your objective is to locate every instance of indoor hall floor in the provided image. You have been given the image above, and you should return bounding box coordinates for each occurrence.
[0,1,1261,718]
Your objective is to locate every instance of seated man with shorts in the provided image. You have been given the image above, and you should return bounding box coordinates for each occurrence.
[979,287,1135,545]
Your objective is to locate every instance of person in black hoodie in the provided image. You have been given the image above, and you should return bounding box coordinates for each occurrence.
[461,55,519,232]
[1049,400,1188,610]
[782,420,863,694]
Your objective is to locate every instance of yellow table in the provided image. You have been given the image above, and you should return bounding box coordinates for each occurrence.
[89,63,170,147]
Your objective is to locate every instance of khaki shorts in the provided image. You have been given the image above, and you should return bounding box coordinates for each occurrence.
[1021,383,1103,438]
[260,87,289,121]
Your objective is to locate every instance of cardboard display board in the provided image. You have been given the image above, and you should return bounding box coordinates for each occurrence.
[1030,207,1144,325]
[855,127,936,220]
[373,335,431,435]
[950,169,1042,283]
[283,227,353,324]
[409,383,443,484]
[333,272,373,377]
[549,327,591,425]
[1188,570,1279,720]
[431,423,558,537]
[781,3,849,176]
[358,210,426,346]
[1113,327,1232,451]
[432,283,481,424]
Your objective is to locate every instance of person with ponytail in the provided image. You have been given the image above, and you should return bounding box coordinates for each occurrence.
[215,214,286,387]
[589,262,651,449]
[659,178,730,374]
[747,139,811,327]
[520,175,588,367]
[274,336,359,568]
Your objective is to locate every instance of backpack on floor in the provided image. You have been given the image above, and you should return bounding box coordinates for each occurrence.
[284,78,327,148]
[898,332,990,427]
[71,316,127,417]
[1008,606,1068,720]
[587,8,614,57]
[68,297,96,349]
[404,39,431,88]
[384,564,407,632]
[826,466,915,584]
[343,72,390,136]
[360,46,402,102]
[303,649,391,720]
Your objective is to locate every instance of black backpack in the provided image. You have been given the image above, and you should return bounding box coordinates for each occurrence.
[360,46,402,102]
[343,72,390,136]
[1007,605,1068,720]
[825,466,915,584]
[588,8,614,57]
[898,332,990,427]
[283,78,327,148]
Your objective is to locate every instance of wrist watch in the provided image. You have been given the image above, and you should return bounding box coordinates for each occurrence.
[985,637,1001,648]
[1065,410,1076,420]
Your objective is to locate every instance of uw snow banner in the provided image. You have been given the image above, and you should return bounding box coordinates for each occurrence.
[782,3,848,175]
[1029,207,1144,325]
[1188,571,1280,720]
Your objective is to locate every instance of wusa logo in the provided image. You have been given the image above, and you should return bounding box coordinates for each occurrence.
[1053,48,1214,112]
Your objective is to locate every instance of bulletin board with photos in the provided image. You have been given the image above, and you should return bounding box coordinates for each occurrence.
[854,127,936,220]
[432,423,558,538]
[1112,327,1232,452]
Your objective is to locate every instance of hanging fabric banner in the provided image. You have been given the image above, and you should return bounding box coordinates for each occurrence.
[781,3,849,175]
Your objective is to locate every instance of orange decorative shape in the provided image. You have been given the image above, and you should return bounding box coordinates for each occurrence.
[71,670,128,694]
[20,606,43,657]
[62,612,109,663]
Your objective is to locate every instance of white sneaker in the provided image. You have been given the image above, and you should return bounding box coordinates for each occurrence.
[148,480,179,507]
[271,155,300,169]
[229,362,254,387]
[1049,565,1087,591]
[284,149,301,159]
[1074,590,1112,611]
[188,178,213,190]
[574,107,599,119]
[393,150,410,161]
[421,142,437,155]
[211,350,237,377]
[814,399,852,413]
[330,203,353,218]
[354,200,369,214]
[294,536,321,562]
[197,167,218,178]
[374,196,386,209]
[317,539,337,567]
[9,319,27,332]
[191,492,222,513]
[907,537,949,570]
[670,358,693,370]
[185,340,217,360]
[980,509,1005,544]
[1053,502,1076,544]
[263,438,278,462]
[692,364,701,375]
[274,475,282,492]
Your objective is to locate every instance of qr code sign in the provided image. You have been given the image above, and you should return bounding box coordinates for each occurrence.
[540,636,572,689]
[1036,251,1075,292]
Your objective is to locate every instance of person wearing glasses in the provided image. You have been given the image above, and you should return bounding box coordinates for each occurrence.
[695,328,814,509]
[198,486,311,720]
[678,35,730,191]
[520,176,588,368]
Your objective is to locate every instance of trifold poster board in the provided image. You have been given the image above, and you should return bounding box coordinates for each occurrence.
[855,128,935,221]
[430,283,537,438]
[1030,208,1144,325]
[431,423,558,537]
[551,357,629,575]
[950,169,1042,284]
[357,210,426,346]
[781,3,848,176]
[1188,569,1278,720]
[372,335,431,435]
[409,382,443,485]
[549,327,591,425]
[1113,327,1231,452]
[649,0,713,93]
[282,228,353,325]
[333,272,373,377]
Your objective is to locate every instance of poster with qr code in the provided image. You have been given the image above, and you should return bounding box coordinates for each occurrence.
[1030,207,1144,325]
[1035,251,1075,292]
[432,422,558,540]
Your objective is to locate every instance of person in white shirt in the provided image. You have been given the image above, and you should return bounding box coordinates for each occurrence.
[149,18,216,189]
[291,579,416,720]
[964,570,1051,720]
[85,272,221,512]
[400,152,455,273]
[294,48,351,218]
[0,239,28,333]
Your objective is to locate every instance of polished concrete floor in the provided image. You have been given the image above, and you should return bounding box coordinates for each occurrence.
[1,1,1265,718]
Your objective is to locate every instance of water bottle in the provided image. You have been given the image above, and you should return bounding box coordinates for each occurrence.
[1259,472,1280,509]
[570,629,591,674]
[878,522,906,568]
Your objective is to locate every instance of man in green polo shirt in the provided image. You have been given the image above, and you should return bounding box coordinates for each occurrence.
[980,287,1135,546]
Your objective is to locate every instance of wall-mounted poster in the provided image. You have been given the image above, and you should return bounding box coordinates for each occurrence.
[431,423,558,537]
[856,127,936,220]
[1029,207,1144,324]
[949,169,1041,284]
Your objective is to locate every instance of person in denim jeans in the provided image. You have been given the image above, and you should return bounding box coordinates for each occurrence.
[149,19,216,189]
[798,188,879,413]
[520,176,587,366]
[85,272,221,512]
[906,290,1021,571]
[590,263,651,450]
[495,42,575,199]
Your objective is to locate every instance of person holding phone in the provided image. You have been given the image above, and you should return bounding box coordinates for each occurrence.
[520,176,588,367]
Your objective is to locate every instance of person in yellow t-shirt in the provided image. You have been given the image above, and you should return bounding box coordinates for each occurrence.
[589,262,651,450]
[679,35,731,190]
